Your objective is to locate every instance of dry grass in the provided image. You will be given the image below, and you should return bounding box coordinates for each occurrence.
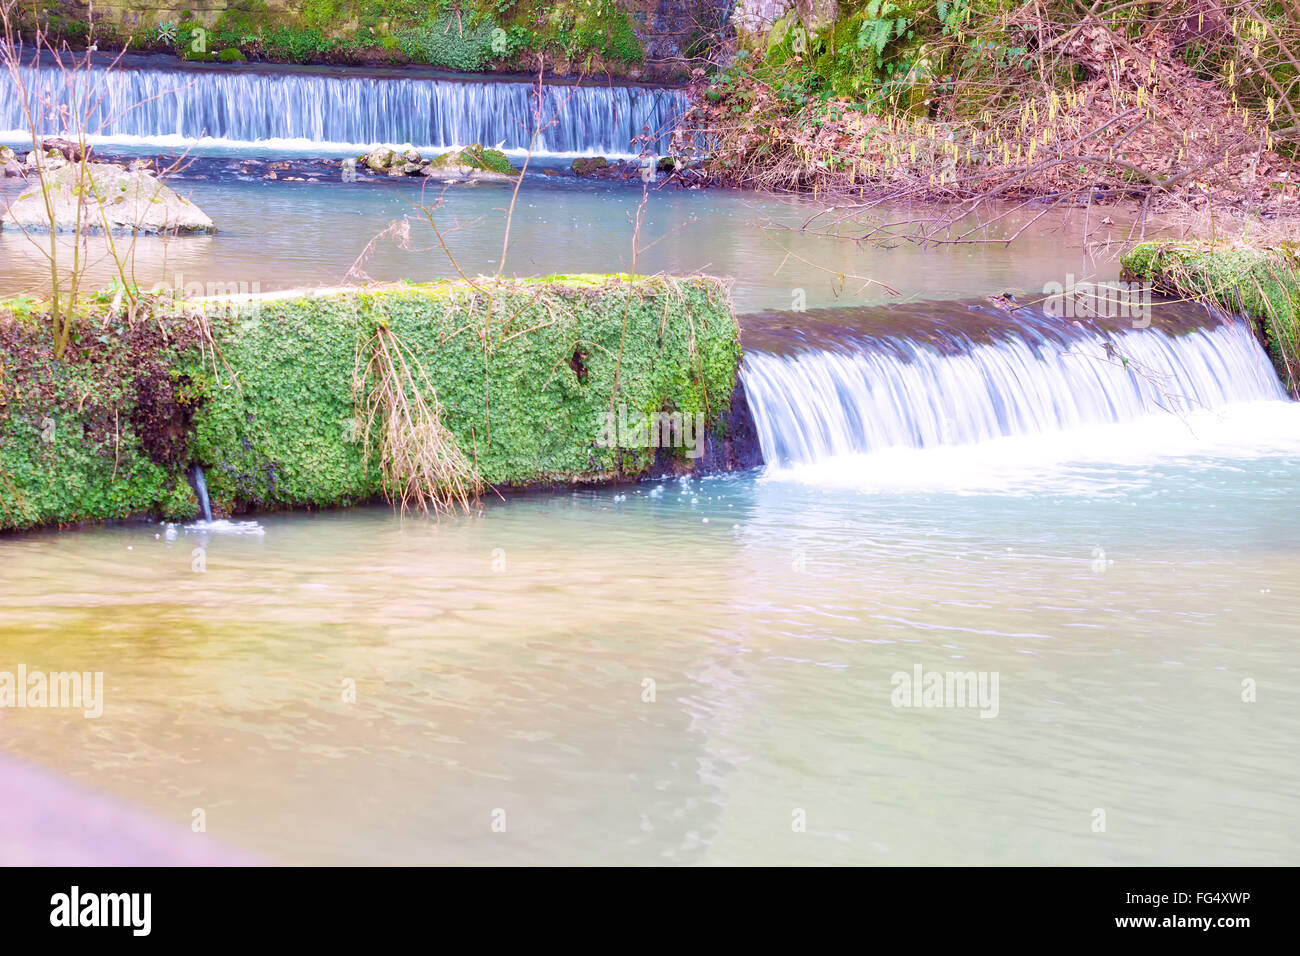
[353,322,481,516]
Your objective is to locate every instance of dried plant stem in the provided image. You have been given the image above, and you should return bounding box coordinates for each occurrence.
[355,323,481,517]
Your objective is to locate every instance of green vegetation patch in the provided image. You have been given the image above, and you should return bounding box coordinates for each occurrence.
[1,275,741,530]
[191,276,739,511]
[1122,242,1300,396]
[428,144,521,176]
[0,305,203,531]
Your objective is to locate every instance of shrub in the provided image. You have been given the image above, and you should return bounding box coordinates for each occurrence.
[398,14,498,71]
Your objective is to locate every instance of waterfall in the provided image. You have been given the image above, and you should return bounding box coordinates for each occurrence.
[740,303,1289,468]
[0,59,688,156]
[189,464,213,522]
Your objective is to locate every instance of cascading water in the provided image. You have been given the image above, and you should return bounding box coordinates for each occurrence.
[189,464,213,522]
[1,59,688,156]
[740,302,1290,468]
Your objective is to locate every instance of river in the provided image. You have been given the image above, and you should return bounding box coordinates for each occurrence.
[1,56,1297,866]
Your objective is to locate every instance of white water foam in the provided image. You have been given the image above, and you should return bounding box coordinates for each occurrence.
[742,316,1298,493]
[180,520,266,535]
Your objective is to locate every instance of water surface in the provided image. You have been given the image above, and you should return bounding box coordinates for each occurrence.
[2,425,1298,865]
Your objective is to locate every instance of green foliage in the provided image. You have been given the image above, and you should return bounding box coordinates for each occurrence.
[24,0,648,70]
[509,0,645,65]
[1123,243,1300,396]
[214,0,271,38]
[301,0,344,31]
[0,277,741,529]
[398,13,499,71]
[217,47,248,63]
[0,312,203,531]
[429,144,521,175]
[265,26,329,64]
[857,1,911,58]
[192,278,738,509]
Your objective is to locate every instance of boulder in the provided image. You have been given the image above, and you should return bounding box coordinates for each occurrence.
[361,146,399,173]
[1,163,215,234]
[424,145,521,183]
[573,156,609,177]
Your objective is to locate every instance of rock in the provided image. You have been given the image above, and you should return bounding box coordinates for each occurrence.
[341,158,358,183]
[41,138,91,163]
[361,147,399,173]
[1,163,216,234]
[25,148,68,172]
[0,145,21,178]
[424,145,520,182]
[573,156,609,177]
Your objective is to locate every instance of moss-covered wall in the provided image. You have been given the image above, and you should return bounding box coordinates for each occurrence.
[27,0,693,77]
[1122,243,1300,398]
[0,310,203,530]
[1,275,748,532]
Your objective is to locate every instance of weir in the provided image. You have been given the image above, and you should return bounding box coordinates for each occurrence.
[738,300,1290,467]
[1,59,688,155]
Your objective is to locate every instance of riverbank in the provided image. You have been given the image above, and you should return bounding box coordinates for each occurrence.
[1123,242,1300,397]
[0,276,755,532]
[681,2,1300,222]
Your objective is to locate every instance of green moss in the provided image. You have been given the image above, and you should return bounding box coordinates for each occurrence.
[1122,242,1300,396]
[191,276,738,510]
[2,276,742,530]
[429,144,521,176]
[23,0,650,72]
[0,312,206,531]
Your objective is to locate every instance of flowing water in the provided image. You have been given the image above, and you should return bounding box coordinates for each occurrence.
[2,58,1298,867]
[2,57,688,156]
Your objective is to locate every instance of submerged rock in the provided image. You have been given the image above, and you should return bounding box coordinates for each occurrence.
[1,163,216,234]
[573,156,610,177]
